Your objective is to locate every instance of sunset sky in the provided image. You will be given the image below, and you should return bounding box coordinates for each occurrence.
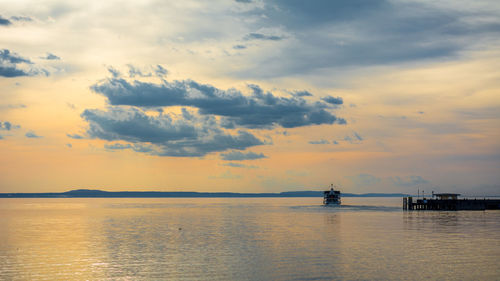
[1,0,499,194]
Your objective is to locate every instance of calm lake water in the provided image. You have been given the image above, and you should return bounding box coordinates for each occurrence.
[0,197,499,280]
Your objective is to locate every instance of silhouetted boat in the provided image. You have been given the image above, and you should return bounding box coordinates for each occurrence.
[323,185,341,205]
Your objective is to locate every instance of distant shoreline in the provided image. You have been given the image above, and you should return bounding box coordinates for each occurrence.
[0,189,410,198]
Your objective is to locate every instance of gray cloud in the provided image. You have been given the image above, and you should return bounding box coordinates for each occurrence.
[104,142,156,154]
[344,132,363,143]
[66,133,84,139]
[321,96,343,105]
[0,49,48,77]
[0,104,27,110]
[0,121,20,140]
[42,53,60,60]
[154,65,168,77]
[222,162,258,169]
[10,16,32,22]
[81,107,264,157]
[233,44,247,49]
[456,107,500,120]
[91,77,345,129]
[82,107,198,143]
[127,64,168,78]
[84,69,346,158]
[0,16,12,26]
[220,150,266,161]
[0,66,31,77]
[292,90,313,97]
[107,66,121,78]
[0,49,31,64]
[309,139,329,144]
[0,49,32,77]
[127,64,152,78]
[25,131,42,138]
[223,162,244,168]
[244,32,286,41]
[105,143,133,150]
[353,132,363,141]
[0,121,12,130]
[391,175,429,187]
[0,121,20,131]
[234,0,500,77]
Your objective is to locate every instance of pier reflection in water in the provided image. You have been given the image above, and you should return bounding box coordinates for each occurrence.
[0,197,499,280]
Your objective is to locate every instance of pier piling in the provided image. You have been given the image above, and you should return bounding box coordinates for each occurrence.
[402,193,500,211]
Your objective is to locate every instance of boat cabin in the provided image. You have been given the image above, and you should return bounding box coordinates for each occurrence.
[323,186,341,205]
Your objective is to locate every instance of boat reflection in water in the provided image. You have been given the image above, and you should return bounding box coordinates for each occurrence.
[323,185,341,206]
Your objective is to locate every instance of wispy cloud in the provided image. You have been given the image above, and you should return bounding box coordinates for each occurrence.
[25,131,42,138]
[344,131,363,143]
[104,143,132,150]
[0,104,27,110]
[309,139,329,145]
[220,150,266,161]
[243,32,286,41]
[10,16,32,22]
[127,64,152,78]
[222,162,258,169]
[41,53,60,60]
[66,133,84,139]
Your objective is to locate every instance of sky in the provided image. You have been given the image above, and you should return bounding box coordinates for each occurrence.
[1,0,499,195]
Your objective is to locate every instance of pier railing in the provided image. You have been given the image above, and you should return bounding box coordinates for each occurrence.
[403,196,500,211]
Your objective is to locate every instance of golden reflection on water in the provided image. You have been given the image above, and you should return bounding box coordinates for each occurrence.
[1,198,499,280]
[0,200,102,280]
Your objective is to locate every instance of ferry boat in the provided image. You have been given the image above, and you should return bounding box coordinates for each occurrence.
[323,185,341,205]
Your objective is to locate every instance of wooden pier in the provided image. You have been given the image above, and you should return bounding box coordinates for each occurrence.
[403,193,500,211]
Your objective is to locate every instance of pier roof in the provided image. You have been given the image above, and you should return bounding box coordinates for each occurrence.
[434,193,461,196]
[434,193,460,200]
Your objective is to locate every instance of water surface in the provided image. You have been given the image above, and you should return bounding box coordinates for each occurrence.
[1,197,499,280]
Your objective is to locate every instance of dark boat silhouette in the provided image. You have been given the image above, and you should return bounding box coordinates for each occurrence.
[323,184,341,205]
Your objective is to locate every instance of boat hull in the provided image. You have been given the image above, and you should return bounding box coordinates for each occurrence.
[324,201,341,206]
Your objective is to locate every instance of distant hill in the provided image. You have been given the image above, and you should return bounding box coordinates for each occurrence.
[0,189,409,198]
